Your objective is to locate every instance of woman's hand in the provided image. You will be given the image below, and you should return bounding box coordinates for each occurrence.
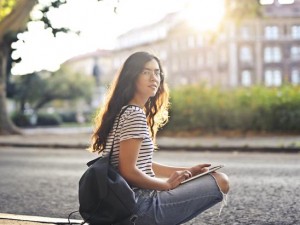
[161,164,212,190]
[164,170,192,190]
[189,164,211,176]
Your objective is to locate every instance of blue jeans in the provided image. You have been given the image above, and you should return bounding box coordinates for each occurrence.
[132,174,224,225]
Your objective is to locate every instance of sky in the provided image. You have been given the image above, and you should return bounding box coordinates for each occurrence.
[11,0,224,75]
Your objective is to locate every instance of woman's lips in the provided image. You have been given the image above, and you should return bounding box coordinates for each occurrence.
[149,84,157,89]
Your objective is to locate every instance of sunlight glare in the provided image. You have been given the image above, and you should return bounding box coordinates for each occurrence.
[11,0,188,75]
[183,0,225,32]
[259,0,274,5]
[278,0,294,4]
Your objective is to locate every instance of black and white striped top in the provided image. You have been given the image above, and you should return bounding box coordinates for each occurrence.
[102,105,155,177]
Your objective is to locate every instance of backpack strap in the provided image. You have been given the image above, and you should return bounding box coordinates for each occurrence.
[108,105,136,160]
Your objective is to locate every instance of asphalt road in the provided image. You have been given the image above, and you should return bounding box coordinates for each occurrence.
[0,147,299,225]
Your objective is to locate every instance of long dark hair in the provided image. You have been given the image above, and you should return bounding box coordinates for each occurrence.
[90,52,169,153]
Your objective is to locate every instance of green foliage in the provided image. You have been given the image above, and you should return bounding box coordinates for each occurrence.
[11,112,31,127]
[13,68,94,112]
[11,110,62,127]
[13,73,45,108]
[0,0,17,21]
[36,112,62,126]
[165,85,300,133]
[59,111,77,123]
[224,0,262,22]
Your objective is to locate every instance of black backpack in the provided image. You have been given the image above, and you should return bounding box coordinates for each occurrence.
[78,106,137,225]
[78,156,137,225]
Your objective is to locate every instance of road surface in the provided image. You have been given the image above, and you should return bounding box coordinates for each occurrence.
[0,147,299,225]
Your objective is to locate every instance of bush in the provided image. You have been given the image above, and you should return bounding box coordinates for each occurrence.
[59,111,77,123]
[36,113,62,126]
[83,110,95,123]
[164,85,300,134]
[11,113,31,127]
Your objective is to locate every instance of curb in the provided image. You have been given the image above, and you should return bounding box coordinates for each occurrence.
[158,145,300,153]
[0,143,88,149]
[0,142,300,153]
[0,213,82,224]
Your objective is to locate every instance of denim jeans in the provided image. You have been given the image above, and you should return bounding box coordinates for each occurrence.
[132,174,224,225]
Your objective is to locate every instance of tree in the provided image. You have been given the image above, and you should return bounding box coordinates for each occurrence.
[224,0,262,22]
[0,0,36,134]
[13,68,94,113]
[0,0,68,135]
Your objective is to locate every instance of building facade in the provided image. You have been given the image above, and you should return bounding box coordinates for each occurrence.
[64,0,300,89]
[112,0,300,88]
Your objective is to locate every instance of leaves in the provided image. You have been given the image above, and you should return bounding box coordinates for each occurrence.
[0,0,17,22]
[224,0,262,22]
[166,85,300,133]
[37,0,70,36]
[13,67,94,112]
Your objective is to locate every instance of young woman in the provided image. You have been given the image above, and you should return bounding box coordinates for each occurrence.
[90,51,229,225]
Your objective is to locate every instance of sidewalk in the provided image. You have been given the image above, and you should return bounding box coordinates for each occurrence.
[0,127,300,152]
[0,213,82,225]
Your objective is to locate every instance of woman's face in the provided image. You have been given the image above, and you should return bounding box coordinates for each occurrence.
[135,59,161,99]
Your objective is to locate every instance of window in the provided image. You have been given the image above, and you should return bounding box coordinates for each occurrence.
[188,55,195,69]
[265,26,279,39]
[188,35,195,48]
[206,52,213,67]
[179,77,188,85]
[241,70,252,86]
[291,69,300,85]
[278,0,294,4]
[291,46,300,60]
[260,0,274,5]
[180,38,186,50]
[291,25,300,39]
[219,48,227,64]
[171,40,178,51]
[264,47,281,63]
[264,48,271,62]
[240,46,252,62]
[264,70,282,86]
[172,58,179,72]
[197,54,204,66]
[197,35,204,47]
[180,58,187,70]
[240,26,251,40]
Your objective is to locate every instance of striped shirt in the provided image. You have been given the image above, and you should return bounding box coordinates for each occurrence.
[102,105,155,177]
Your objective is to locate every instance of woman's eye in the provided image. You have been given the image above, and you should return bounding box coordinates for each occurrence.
[142,70,161,77]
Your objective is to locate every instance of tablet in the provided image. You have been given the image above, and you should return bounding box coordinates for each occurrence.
[181,165,224,184]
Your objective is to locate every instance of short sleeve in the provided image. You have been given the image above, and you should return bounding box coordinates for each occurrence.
[120,108,149,142]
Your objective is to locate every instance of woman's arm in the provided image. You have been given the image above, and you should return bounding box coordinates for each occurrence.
[119,138,191,191]
[152,162,188,178]
[152,161,212,178]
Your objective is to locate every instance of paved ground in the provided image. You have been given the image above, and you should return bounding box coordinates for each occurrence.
[0,146,299,225]
[0,127,299,225]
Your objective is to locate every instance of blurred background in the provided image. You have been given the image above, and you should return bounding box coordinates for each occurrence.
[1,0,300,136]
[1,1,300,224]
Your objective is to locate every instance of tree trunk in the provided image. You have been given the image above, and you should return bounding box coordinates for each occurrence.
[0,0,37,41]
[0,0,36,135]
[0,46,21,135]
